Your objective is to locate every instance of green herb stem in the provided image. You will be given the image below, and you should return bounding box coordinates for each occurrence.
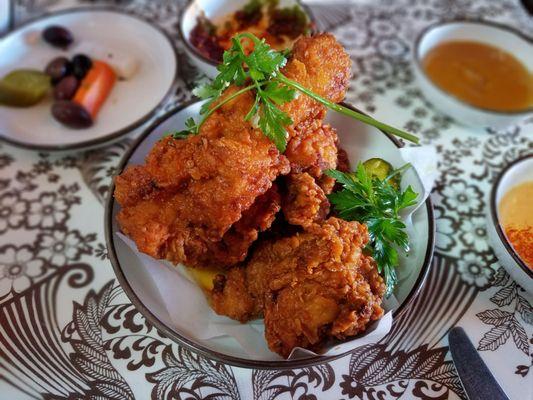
[387,162,412,182]
[277,74,419,144]
[197,84,256,132]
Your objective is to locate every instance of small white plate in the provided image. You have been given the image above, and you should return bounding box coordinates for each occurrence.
[105,101,435,369]
[0,8,178,150]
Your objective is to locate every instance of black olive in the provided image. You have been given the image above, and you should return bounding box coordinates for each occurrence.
[53,76,79,101]
[44,57,72,83]
[42,25,73,49]
[51,101,92,129]
[72,54,92,80]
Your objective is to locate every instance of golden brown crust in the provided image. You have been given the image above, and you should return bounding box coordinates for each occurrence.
[115,33,383,359]
[282,172,329,227]
[115,136,288,267]
[285,122,338,177]
[211,269,259,323]
[210,217,385,358]
[114,33,351,270]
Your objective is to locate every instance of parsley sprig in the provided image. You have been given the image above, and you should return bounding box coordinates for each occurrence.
[325,163,418,296]
[173,33,419,150]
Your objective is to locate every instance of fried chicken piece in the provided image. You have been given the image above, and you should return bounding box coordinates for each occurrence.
[114,33,351,269]
[210,218,385,358]
[285,121,338,194]
[281,34,352,129]
[285,122,338,176]
[282,172,329,227]
[337,147,351,173]
[211,268,259,322]
[115,134,288,268]
[207,184,282,267]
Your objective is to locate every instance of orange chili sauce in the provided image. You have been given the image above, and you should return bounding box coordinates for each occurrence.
[498,181,533,269]
[422,41,533,112]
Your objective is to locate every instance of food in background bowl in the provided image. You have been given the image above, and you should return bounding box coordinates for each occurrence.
[487,154,533,295]
[414,21,533,128]
[498,181,533,269]
[422,40,532,112]
[189,0,312,63]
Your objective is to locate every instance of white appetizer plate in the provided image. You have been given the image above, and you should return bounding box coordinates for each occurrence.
[105,101,435,369]
[179,0,314,78]
[413,20,533,129]
[487,154,533,294]
[0,8,178,150]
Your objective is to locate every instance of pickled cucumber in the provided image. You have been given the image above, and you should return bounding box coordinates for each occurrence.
[363,158,400,189]
[0,70,51,107]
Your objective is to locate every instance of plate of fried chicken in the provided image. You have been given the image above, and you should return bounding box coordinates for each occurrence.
[106,33,435,367]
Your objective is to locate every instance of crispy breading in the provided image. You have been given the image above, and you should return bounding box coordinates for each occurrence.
[114,33,351,269]
[282,172,329,227]
[115,134,288,267]
[285,121,339,194]
[210,218,385,358]
[285,122,338,177]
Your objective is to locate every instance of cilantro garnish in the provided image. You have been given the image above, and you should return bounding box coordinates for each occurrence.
[325,163,418,296]
[175,33,419,151]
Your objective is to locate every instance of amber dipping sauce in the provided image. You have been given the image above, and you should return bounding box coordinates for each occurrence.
[499,182,533,269]
[422,41,533,112]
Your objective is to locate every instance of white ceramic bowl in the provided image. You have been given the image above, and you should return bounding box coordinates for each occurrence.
[105,100,435,369]
[0,8,178,150]
[413,21,533,129]
[487,154,533,294]
[179,0,314,78]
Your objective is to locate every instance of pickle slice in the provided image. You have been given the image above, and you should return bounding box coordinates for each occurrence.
[0,69,51,107]
[363,158,399,189]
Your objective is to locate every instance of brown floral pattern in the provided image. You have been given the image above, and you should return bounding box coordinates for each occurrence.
[1,0,532,399]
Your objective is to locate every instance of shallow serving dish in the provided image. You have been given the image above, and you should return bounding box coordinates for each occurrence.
[179,0,315,78]
[413,20,533,129]
[105,100,435,369]
[487,154,533,294]
[0,7,178,151]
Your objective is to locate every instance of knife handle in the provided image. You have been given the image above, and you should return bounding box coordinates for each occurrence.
[449,327,510,400]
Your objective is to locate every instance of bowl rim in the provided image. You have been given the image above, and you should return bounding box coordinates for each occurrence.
[413,19,533,116]
[178,0,317,68]
[0,6,179,152]
[489,152,533,279]
[104,100,436,369]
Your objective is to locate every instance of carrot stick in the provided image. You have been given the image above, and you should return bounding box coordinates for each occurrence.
[73,60,116,119]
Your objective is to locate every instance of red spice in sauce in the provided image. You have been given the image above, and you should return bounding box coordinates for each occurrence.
[505,226,533,270]
[189,16,225,62]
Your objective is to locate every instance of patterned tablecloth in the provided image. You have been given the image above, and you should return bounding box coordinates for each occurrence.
[1,0,532,399]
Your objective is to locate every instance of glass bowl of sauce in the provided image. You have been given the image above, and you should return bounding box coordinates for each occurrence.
[414,21,533,129]
[179,0,314,78]
[487,154,533,294]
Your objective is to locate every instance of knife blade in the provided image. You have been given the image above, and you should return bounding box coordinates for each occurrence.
[448,327,509,400]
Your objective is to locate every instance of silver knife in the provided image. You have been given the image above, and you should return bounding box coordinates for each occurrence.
[448,327,510,400]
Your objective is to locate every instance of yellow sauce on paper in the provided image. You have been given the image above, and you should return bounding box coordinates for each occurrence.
[186,267,223,291]
[423,41,533,112]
